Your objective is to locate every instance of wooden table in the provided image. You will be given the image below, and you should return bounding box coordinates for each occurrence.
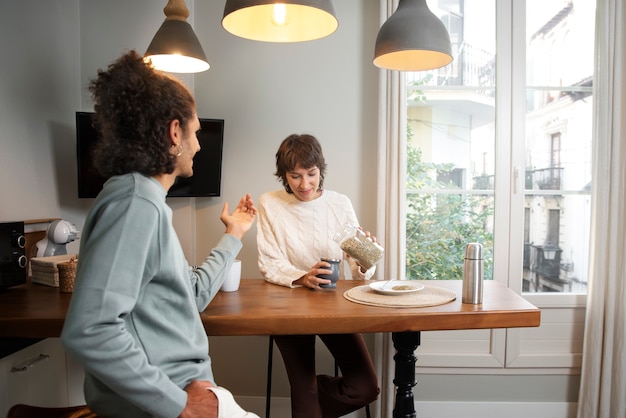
[0,279,540,418]
[204,279,540,418]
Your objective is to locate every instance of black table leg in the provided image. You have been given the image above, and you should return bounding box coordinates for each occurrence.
[392,331,421,418]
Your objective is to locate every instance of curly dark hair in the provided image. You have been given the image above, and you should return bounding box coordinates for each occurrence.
[274,134,327,193]
[89,50,196,178]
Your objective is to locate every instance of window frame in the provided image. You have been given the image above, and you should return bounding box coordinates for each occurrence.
[506,0,589,309]
[409,0,589,374]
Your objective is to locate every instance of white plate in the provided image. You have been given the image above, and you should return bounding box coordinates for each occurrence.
[369,280,424,295]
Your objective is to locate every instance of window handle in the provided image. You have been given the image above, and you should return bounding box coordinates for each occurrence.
[513,166,519,194]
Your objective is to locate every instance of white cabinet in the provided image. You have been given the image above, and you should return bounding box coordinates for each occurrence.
[0,338,85,417]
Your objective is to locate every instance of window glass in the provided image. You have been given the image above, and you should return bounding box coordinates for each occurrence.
[406,0,496,281]
[405,0,594,294]
[523,0,594,293]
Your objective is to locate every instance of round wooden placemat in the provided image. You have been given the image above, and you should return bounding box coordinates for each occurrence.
[344,284,457,308]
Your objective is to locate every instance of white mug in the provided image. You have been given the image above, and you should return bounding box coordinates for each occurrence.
[220,260,241,292]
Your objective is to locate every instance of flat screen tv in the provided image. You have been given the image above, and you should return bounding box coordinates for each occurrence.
[76,112,224,198]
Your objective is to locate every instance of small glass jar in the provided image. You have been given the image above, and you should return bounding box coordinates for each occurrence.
[333,223,384,270]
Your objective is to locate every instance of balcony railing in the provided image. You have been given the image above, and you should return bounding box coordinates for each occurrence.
[408,42,496,97]
[473,174,494,190]
[530,244,562,279]
[526,167,564,190]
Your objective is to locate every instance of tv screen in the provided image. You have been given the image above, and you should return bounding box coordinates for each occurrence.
[76,112,224,198]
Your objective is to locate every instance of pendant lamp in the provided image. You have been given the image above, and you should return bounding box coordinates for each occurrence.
[374,0,453,71]
[222,0,338,43]
[144,0,210,73]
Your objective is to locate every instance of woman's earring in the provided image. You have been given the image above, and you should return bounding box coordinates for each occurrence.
[175,144,183,157]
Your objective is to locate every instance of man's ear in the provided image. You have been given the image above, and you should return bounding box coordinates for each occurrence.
[168,119,181,146]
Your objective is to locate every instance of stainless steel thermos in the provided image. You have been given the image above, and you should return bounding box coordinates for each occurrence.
[462,243,483,304]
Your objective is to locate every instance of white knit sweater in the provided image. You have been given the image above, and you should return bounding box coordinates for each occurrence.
[257,189,375,287]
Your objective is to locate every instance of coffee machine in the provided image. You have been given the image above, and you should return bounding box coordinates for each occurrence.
[0,221,27,290]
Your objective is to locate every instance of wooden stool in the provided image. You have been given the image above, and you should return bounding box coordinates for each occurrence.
[7,404,97,418]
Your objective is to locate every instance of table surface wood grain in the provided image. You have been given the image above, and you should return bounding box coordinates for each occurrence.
[0,279,540,338]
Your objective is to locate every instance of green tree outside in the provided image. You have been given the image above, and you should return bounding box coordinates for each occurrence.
[405,138,494,281]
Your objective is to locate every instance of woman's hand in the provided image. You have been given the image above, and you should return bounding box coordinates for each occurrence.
[294,260,333,289]
[221,193,257,240]
[361,227,378,244]
[179,380,218,418]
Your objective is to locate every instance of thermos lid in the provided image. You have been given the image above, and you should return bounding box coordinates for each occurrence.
[465,243,483,260]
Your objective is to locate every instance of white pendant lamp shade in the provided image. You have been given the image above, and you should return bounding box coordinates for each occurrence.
[374,0,453,71]
[145,0,210,73]
[222,0,338,43]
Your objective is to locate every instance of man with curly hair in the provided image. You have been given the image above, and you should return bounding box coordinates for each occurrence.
[61,50,259,418]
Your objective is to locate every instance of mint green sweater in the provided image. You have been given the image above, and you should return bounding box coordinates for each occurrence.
[61,173,242,418]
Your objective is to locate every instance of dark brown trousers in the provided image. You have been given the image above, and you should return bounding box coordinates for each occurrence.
[274,333,379,418]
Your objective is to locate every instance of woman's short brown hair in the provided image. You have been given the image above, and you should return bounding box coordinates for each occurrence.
[274,134,327,193]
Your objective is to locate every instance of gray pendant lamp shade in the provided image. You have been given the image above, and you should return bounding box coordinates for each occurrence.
[144,0,210,73]
[374,0,453,71]
[222,0,338,43]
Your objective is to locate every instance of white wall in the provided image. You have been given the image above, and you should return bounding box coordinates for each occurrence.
[190,0,381,400]
[0,0,83,225]
[0,0,380,402]
[191,1,380,275]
